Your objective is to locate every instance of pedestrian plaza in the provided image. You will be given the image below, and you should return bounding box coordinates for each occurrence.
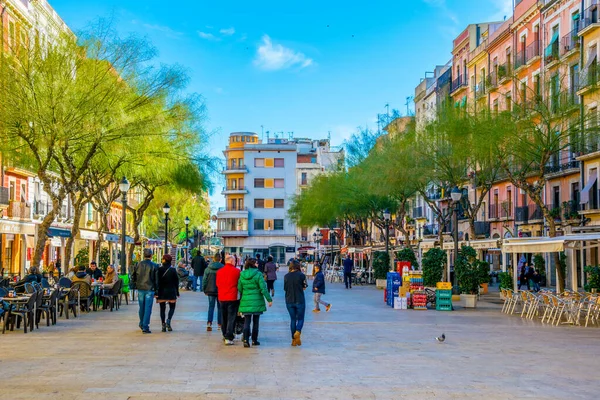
[1,275,599,400]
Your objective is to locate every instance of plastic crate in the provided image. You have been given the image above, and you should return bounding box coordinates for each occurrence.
[436,298,453,307]
[436,303,452,311]
[436,282,452,290]
[436,290,453,299]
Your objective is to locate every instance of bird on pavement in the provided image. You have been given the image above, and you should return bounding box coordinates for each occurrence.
[435,333,445,343]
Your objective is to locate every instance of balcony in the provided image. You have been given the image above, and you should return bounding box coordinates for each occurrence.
[32,200,47,216]
[515,206,528,223]
[218,206,248,212]
[475,82,486,100]
[412,206,423,219]
[544,157,580,176]
[221,165,248,174]
[515,51,526,71]
[450,76,468,94]
[474,221,490,237]
[499,201,513,219]
[487,72,498,91]
[489,203,499,220]
[497,63,511,84]
[221,186,248,195]
[0,187,8,206]
[578,64,599,96]
[544,40,560,65]
[7,201,31,219]
[579,3,600,37]
[526,40,541,64]
[561,30,580,57]
[562,200,582,220]
[217,229,249,237]
[528,204,543,222]
[423,224,438,236]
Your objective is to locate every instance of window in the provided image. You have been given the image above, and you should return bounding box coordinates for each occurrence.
[274,219,284,230]
[311,157,317,163]
[493,99,499,115]
[239,198,244,209]
[254,199,265,208]
[506,92,512,112]
[265,158,274,168]
[274,179,284,188]
[238,158,244,167]
[231,159,237,169]
[265,199,274,208]
[301,227,308,240]
[572,182,580,204]
[230,198,237,211]
[254,178,265,188]
[274,158,285,167]
[534,75,541,102]
[570,64,579,103]
[254,158,264,167]
[254,219,264,230]
[265,179,274,188]
[553,186,561,210]
[20,183,26,202]
[301,172,308,185]
[520,82,526,105]
[9,181,15,201]
[274,199,284,208]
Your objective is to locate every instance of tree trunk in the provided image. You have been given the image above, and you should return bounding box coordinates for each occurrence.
[547,220,565,293]
[64,199,85,271]
[32,199,61,268]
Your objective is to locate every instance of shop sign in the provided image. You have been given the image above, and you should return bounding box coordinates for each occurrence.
[79,230,99,241]
[0,220,36,235]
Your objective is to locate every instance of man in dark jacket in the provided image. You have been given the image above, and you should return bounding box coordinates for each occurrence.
[343,255,354,289]
[191,250,208,292]
[312,264,331,313]
[131,248,158,334]
[256,254,266,273]
[284,260,307,347]
[86,261,103,280]
[203,253,223,331]
[216,254,241,345]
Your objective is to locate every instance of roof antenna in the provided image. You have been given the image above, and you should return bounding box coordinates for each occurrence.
[261,125,264,141]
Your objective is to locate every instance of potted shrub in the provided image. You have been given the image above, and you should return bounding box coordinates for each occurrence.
[584,265,600,293]
[455,245,480,308]
[549,207,561,221]
[373,251,390,289]
[476,260,490,295]
[422,248,445,288]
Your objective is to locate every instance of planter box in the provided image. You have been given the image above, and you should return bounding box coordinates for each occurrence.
[376,279,387,289]
[461,294,478,308]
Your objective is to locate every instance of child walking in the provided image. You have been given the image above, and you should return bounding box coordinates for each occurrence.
[312,264,331,313]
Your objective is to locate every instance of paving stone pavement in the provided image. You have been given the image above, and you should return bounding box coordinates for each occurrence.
[1,274,599,400]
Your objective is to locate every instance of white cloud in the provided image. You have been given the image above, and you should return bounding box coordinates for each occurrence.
[253,35,314,71]
[198,31,219,41]
[131,20,183,37]
[220,27,235,36]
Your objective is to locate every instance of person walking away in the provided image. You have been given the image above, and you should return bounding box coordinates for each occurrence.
[525,263,535,291]
[518,266,527,290]
[216,255,241,345]
[238,258,273,347]
[131,248,158,334]
[156,254,180,332]
[532,269,542,292]
[203,253,223,331]
[312,264,331,313]
[343,255,354,289]
[284,260,307,346]
[256,254,266,274]
[265,256,278,297]
[191,250,208,292]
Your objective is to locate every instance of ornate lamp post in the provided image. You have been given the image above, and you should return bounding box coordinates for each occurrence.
[451,187,463,292]
[163,203,170,256]
[184,216,190,266]
[118,177,130,275]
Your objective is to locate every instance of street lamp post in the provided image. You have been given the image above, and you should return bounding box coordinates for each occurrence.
[163,203,170,257]
[451,187,463,292]
[383,209,391,268]
[118,177,130,275]
[184,216,190,267]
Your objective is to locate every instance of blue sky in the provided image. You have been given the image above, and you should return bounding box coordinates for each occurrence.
[49,0,513,210]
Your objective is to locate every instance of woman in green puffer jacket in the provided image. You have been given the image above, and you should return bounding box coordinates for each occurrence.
[238,258,273,348]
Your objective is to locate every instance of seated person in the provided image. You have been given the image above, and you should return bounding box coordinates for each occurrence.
[67,267,78,279]
[102,265,118,291]
[71,266,92,286]
[23,267,43,284]
[86,261,103,280]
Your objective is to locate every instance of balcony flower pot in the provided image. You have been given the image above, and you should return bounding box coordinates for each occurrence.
[462,294,478,308]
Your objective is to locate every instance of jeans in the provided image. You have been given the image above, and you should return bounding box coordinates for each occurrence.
[286,303,305,338]
[313,293,329,310]
[530,279,540,292]
[344,272,352,288]
[207,295,221,325]
[192,276,202,292]
[137,290,154,331]
[220,301,239,341]
[243,314,260,342]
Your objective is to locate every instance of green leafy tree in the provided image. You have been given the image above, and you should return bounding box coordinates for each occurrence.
[422,248,446,287]
[395,247,419,270]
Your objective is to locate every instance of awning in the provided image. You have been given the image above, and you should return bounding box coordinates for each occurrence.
[586,49,598,70]
[104,233,120,243]
[580,170,597,204]
[47,227,71,238]
[544,30,559,57]
[469,239,499,250]
[420,239,437,250]
[126,236,134,244]
[79,229,99,241]
[0,220,36,235]
[297,246,315,251]
[502,233,600,253]
[442,240,466,250]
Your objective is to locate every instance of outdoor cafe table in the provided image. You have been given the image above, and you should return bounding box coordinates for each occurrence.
[91,282,104,311]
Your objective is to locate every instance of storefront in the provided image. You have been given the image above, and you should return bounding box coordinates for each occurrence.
[45,226,72,272]
[78,229,99,265]
[0,220,36,277]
